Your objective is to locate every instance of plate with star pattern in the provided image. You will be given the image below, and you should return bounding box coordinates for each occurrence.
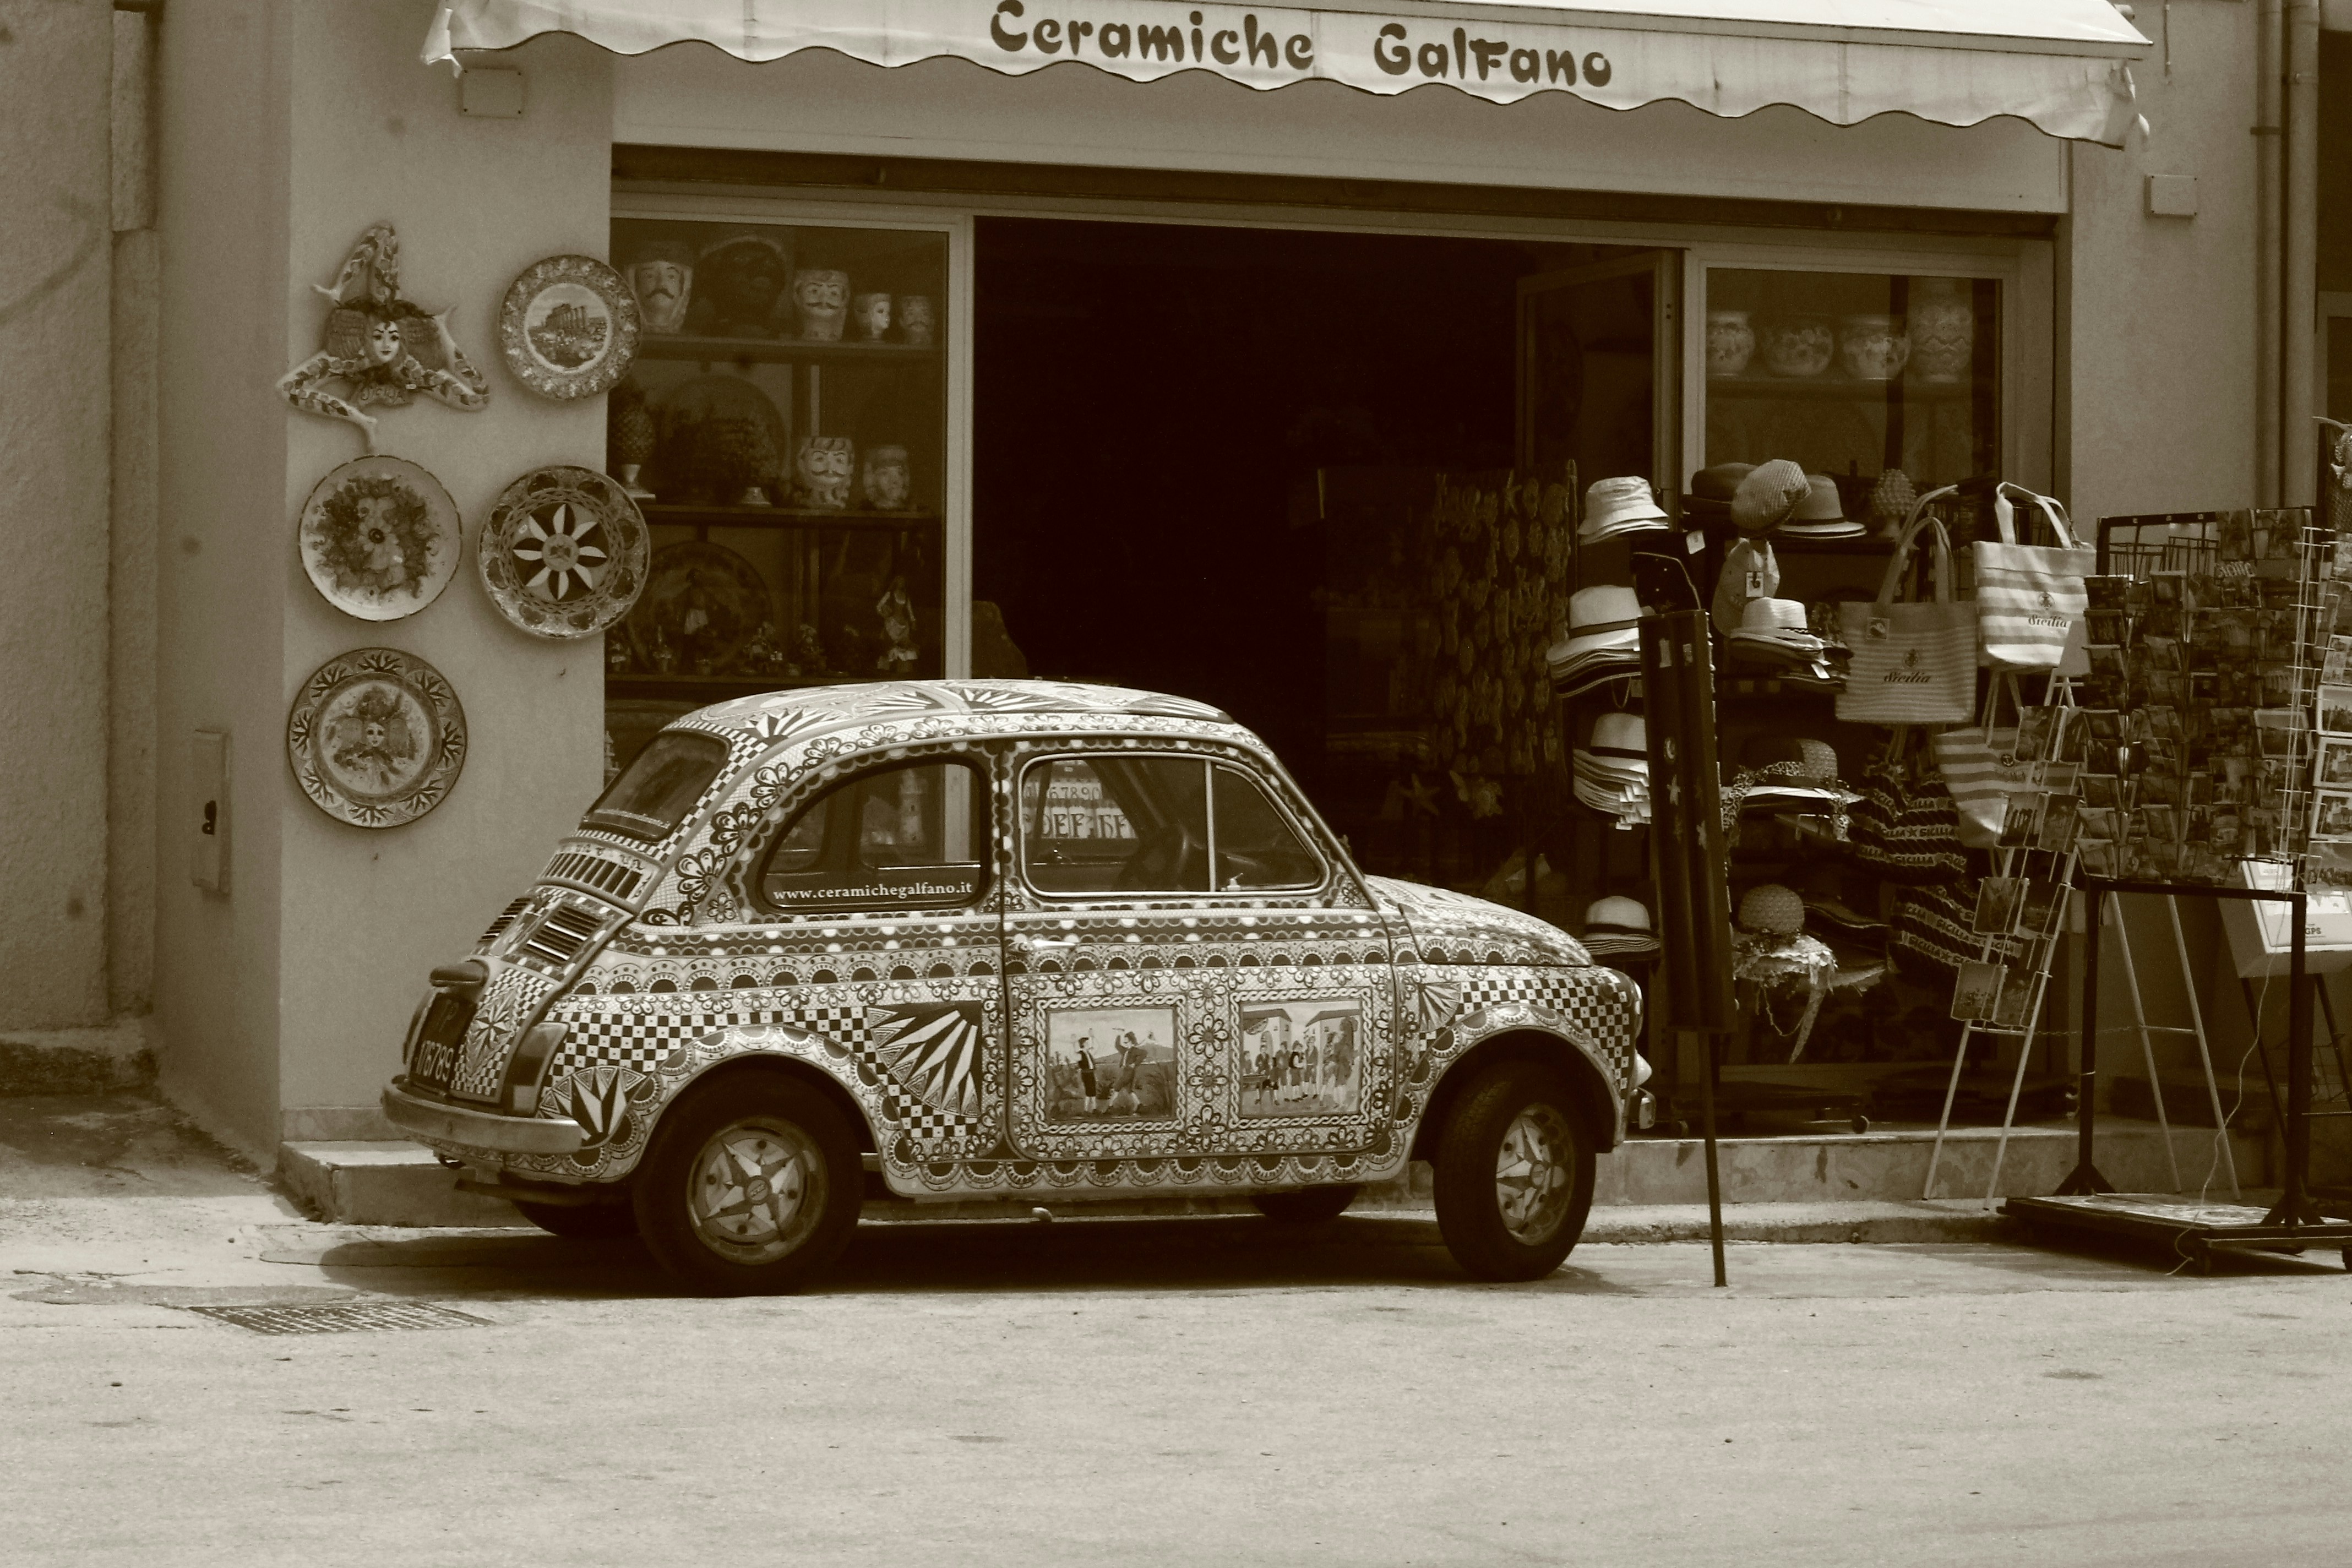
[476,465,650,640]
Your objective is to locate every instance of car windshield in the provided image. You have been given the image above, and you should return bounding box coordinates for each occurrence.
[580,731,728,842]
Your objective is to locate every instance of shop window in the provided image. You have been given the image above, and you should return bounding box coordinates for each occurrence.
[603,211,950,779]
[1211,766,1322,890]
[758,760,988,913]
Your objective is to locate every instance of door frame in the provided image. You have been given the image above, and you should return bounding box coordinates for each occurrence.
[1515,250,1682,486]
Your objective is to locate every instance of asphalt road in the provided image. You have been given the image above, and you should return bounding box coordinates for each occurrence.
[3,1093,2350,1565]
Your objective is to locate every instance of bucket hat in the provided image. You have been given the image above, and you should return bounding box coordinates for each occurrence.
[1581,476,1670,542]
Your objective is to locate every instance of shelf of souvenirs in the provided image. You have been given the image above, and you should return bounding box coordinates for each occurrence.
[636,334,941,366]
[1692,522,1899,557]
[1704,374,1981,404]
[641,503,944,533]
[606,671,932,702]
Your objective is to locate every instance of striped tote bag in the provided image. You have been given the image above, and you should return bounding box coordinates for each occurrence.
[1973,483,2093,671]
[1836,504,1977,726]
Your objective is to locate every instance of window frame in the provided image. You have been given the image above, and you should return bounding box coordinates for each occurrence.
[1014,748,1330,902]
[750,755,994,918]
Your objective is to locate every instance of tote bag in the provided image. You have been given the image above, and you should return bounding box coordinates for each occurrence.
[1836,503,1977,726]
[1974,483,2094,671]
[1843,727,1969,884]
[1930,676,2038,850]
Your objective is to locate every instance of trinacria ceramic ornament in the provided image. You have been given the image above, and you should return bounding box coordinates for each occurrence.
[278,224,491,453]
[791,269,850,341]
[297,455,462,622]
[622,240,695,334]
[897,295,938,346]
[477,465,651,640]
[286,646,465,828]
[498,254,640,400]
[374,680,1646,1294]
[795,435,855,509]
[853,292,892,342]
[861,444,913,510]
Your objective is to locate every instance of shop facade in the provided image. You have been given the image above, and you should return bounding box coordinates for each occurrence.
[7,0,2344,1172]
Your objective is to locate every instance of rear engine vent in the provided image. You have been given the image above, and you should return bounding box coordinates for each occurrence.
[520,905,605,968]
[478,897,531,948]
[545,851,644,901]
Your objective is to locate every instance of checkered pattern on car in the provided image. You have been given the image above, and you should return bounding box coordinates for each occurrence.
[1445,966,1641,1082]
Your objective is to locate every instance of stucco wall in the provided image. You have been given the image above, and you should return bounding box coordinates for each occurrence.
[0,0,115,1032]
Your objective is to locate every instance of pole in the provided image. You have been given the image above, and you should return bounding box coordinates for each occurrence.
[2057,887,2111,1194]
[1691,1028,1727,1288]
[2273,891,2317,1224]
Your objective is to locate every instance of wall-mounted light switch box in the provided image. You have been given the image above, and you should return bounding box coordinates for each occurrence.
[2146,175,2198,219]
[192,728,228,894]
[460,68,525,118]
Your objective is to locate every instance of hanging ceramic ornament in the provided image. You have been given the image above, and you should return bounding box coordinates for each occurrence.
[476,465,650,640]
[285,647,466,828]
[277,224,491,454]
[297,455,462,621]
[497,254,640,400]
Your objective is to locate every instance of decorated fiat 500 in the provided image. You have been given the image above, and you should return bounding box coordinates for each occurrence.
[383,680,1646,1292]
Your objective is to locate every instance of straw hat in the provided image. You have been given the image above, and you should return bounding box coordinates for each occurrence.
[1556,585,1643,658]
[1581,476,1670,542]
[1729,597,1816,646]
[1738,883,1806,936]
[1778,474,1866,538]
[1730,459,1810,535]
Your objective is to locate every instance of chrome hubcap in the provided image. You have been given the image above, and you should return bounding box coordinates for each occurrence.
[1494,1103,1576,1244]
[687,1118,820,1265]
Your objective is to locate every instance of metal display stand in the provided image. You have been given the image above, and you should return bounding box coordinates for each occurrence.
[2005,878,2352,1272]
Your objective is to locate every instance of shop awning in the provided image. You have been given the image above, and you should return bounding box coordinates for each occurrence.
[424,0,2151,145]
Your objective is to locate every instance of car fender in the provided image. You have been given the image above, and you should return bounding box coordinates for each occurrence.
[1401,967,1641,1156]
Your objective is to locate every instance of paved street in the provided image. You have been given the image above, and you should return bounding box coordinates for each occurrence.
[3,1096,2350,1566]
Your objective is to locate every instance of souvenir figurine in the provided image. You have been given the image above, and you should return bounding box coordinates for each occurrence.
[622,239,695,334]
[607,380,658,498]
[861,444,913,510]
[278,224,491,453]
[791,269,850,341]
[853,292,892,341]
[794,434,855,509]
[692,233,792,337]
[794,622,828,674]
[875,576,919,674]
[607,636,632,676]
[650,627,677,673]
[896,294,937,346]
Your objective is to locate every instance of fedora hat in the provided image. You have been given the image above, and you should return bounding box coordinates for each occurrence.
[1581,476,1669,541]
[1557,585,1643,656]
[1730,597,1815,643]
[1689,463,1755,504]
[1586,711,1647,755]
[1730,459,1810,535]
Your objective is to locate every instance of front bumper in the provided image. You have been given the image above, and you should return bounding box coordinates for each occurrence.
[382,1080,586,1156]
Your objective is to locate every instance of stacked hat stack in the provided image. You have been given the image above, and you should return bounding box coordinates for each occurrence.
[1547,585,1644,699]
[1721,597,1845,688]
[1687,459,1866,541]
[1579,476,1670,545]
[1724,735,1857,813]
[1573,711,1651,824]
[1580,895,1660,960]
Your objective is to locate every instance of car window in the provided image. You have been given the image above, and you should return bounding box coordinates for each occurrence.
[1212,766,1323,890]
[1021,755,1210,894]
[581,731,727,842]
[757,760,988,913]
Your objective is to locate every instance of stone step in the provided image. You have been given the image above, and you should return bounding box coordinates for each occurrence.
[0,1021,155,1095]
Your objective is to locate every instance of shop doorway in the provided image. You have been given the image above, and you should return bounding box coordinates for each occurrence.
[972,216,1657,886]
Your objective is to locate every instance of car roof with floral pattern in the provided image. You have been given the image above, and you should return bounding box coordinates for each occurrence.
[676,679,1254,759]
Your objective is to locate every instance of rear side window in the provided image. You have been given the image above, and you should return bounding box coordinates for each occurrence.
[581,731,727,842]
[758,760,989,913]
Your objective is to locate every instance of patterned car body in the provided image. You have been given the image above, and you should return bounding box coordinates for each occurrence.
[388,680,1642,1202]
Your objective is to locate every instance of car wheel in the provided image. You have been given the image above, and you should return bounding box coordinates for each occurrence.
[511,1198,638,1239]
[632,1074,861,1295]
[1433,1062,1596,1282]
[1250,1185,1359,1225]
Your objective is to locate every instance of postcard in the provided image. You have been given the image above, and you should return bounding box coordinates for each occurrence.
[2321,685,2352,735]
[1974,877,2027,936]
[2317,735,2352,788]
[1951,961,2007,1024]
[2311,790,2352,841]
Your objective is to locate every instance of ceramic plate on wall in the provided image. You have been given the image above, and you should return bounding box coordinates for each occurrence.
[296,455,462,622]
[630,540,772,673]
[477,465,650,640]
[498,254,640,400]
[286,647,466,829]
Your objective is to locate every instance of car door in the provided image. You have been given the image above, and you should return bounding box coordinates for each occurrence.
[1003,744,1397,1168]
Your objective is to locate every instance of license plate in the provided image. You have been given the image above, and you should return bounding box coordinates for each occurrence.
[408,992,474,1092]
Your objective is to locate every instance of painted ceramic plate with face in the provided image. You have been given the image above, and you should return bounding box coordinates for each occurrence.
[478,466,651,640]
[286,646,466,829]
[628,541,773,674]
[498,254,640,400]
[296,455,462,622]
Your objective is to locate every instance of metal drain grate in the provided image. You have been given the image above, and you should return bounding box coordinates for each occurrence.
[183,1301,491,1336]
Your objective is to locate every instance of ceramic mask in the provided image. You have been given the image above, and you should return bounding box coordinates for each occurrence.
[853,292,892,341]
[1705,311,1754,378]
[793,270,850,341]
[625,249,694,334]
[796,435,855,508]
[1838,315,1912,382]
[897,295,937,346]
[862,444,912,510]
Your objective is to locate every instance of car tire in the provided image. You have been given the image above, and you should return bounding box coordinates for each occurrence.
[631,1073,862,1295]
[1432,1061,1596,1282]
[1250,1185,1359,1225]
[512,1198,638,1239]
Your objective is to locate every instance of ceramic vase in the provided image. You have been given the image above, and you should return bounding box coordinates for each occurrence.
[609,390,657,499]
[792,269,850,341]
[1838,314,1912,382]
[853,292,892,342]
[897,295,937,346]
[861,444,913,510]
[1705,310,1756,377]
[1762,317,1834,378]
[1909,277,1975,382]
[795,435,854,509]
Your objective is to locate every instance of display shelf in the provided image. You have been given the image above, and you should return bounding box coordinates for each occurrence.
[1705,374,1977,403]
[636,334,940,366]
[641,503,943,532]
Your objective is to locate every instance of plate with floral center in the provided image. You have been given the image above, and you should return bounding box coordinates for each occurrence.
[297,455,462,621]
[477,465,651,640]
